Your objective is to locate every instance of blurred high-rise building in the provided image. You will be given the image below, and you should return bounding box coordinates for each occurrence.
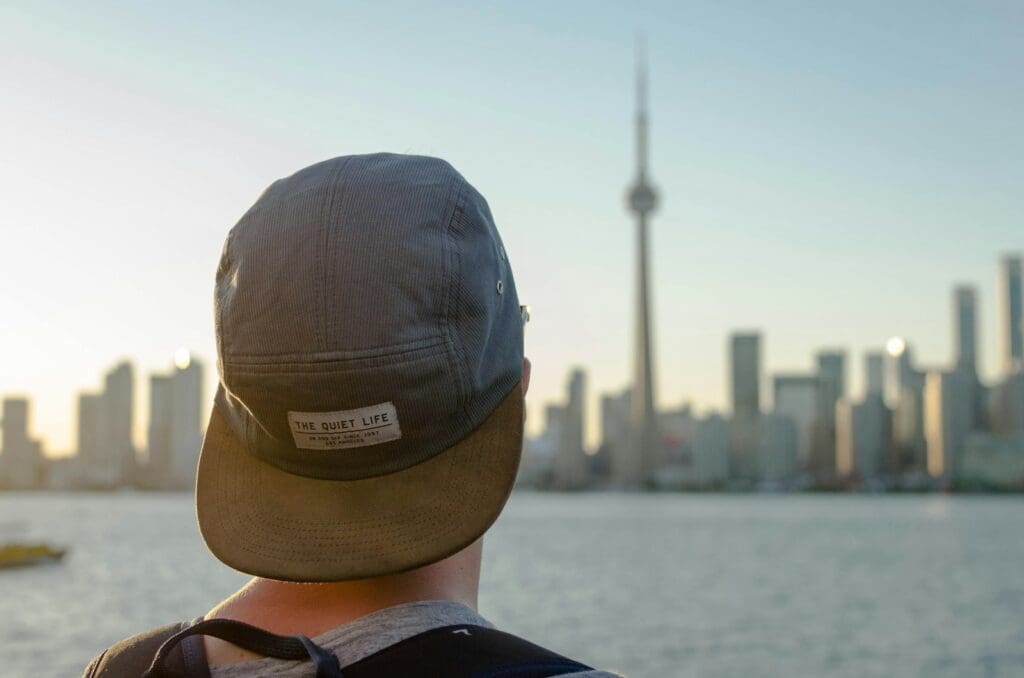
[729,331,761,478]
[811,350,846,476]
[104,361,135,482]
[951,285,985,429]
[147,352,204,489]
[171,354,203,487]
[74,360,135,487]
[953,285,978,375]
[76,393,103,476]
[864,352,885,397]
[988,369,1024,438]
[146,375,174,482]
[756,413,798,483]
[835,394,888,480]
[998,254,1023,374]
[772,374,817,468]
[552,368,588,489]
[884,337,924,408]
[602,388,633,486]
[0,397,41,488]
[692,413,730,486]
[885,338,927,471]
[924,370,972,480]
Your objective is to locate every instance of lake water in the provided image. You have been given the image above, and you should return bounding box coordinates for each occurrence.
[1,492,1022,677]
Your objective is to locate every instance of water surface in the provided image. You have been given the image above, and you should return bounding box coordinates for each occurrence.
[1,492,1022,677]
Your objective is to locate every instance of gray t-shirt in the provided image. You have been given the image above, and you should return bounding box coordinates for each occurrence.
[209,600,622,677]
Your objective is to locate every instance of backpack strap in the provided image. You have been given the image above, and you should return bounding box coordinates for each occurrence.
[342,624,594,678]
[88,620,592,678]
[144,618,341,678]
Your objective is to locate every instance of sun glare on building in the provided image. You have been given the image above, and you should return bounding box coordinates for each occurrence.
[886,336,906,356]
[174,347,192,370]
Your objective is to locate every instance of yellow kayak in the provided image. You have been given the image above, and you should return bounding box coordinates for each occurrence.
[0,543,67,569]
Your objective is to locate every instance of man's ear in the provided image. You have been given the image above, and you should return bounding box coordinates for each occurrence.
[521,357,531,396]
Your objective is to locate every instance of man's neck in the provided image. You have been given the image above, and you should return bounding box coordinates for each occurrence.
[203,539,483,665]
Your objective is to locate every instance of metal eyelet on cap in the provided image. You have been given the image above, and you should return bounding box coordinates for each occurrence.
[496,280,504,294]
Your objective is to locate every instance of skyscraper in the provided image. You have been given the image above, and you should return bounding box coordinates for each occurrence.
[1,397,40,488]
[924,369,972,480]
[552,368,588,489]
[731,333,762,422]
[146,352,204,489]
[76,392,103,471]
[601,387,633,484]
[864,351,885,397]
[170,353,204,488]
[146,374,174,482]
[772,373,817,467]
[104,361,135,482]
[812,350,845,475]
[623,41,660,488]
[998,254,1023,374]
[729,332,761,478]
[74,360,135,487]
[953,285,978,374]
[835,395,887,480]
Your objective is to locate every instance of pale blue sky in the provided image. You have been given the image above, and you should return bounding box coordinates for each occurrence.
[1,1,1022,452]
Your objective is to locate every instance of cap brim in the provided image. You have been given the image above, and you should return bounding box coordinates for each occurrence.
[196,384,523,582]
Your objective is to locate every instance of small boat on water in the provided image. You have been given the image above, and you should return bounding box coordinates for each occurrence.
[0,543,67,569]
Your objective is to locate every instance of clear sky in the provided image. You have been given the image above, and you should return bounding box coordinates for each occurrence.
[2,1,1022,453]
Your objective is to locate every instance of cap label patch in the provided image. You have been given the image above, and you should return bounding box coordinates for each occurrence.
[287,402,402,450]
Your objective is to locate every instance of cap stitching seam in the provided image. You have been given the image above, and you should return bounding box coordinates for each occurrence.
[443,181,471,420]
[319,158,351,352]
[224,337,447,364]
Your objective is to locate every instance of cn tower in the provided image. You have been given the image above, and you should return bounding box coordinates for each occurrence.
[624,40,659,487]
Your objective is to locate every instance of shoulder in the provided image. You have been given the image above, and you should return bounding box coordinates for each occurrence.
[83,622,186,678]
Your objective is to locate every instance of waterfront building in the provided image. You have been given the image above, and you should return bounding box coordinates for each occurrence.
[623,42,661,488]
[729,331,761,478]
[692,413,730,486]
[76,393,103,470]
[953,285,978,374]
[756,413,798,483]
[772,374,817,468]
[998,254,1023,374]
[601,388,633,485]
[959,433,1024,490]
[552,368,588,489]
[884,337,924,409]
[518,405,562,487]
[924,370,972,480]
[988,368,1024,438]
[864,351,885,397]
[658,404,696,466]
[0,397,41,488]
[885,338,926,471]
[104,361,135,483]
[812,350,846,476]
[835,394,888,480]
[652,404,698,488]
[146,375,173,483]
[74,360,136,487]
[146,352,204,489]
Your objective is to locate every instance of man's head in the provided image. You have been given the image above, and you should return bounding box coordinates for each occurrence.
[196,153,526,582]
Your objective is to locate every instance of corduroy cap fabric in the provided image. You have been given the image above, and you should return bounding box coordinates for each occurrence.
[196,153,524,582]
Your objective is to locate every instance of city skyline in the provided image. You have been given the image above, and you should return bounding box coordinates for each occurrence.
[2,2,1023,452]
[3,250,1020,464]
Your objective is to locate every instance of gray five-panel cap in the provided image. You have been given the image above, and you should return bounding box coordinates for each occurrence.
[196,153,525,582]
